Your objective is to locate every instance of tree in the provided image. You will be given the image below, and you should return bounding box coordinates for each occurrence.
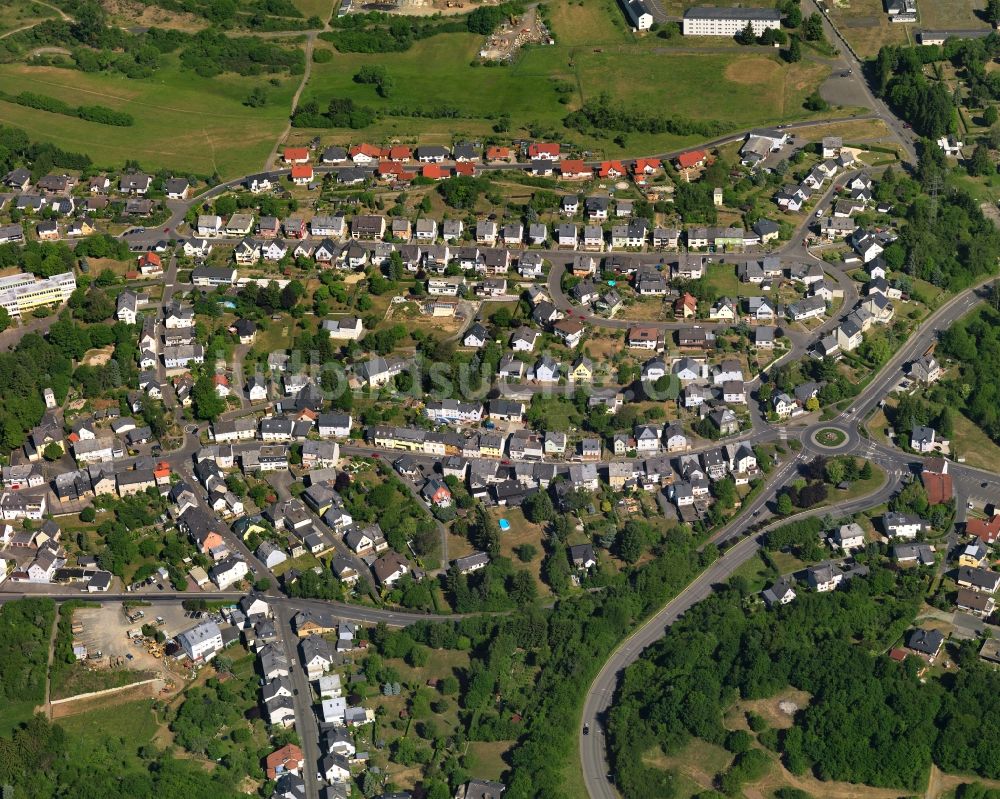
[615,525,644,563]
[0,307,10,333]
[984,105,999,127]
[802,12,825,41]
[968,143,994,177]
[192,374,225,420]
[522,490,554,523]
[42,442,63,461]
[776,493,794,515]
[804,91,829,112]
[243,86,267,108]
[783,2,802,27]
[987,0,1000,26]
[785,35,802,63]
[735,22,756,45]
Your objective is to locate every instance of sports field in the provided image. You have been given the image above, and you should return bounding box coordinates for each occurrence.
[0,57,299,177]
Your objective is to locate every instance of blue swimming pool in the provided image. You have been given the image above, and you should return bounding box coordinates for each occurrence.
[498,518,511,531]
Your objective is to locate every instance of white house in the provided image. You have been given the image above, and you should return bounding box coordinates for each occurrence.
[178,620,223,662]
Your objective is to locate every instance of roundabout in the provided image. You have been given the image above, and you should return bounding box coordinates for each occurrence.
[811,426,850,450]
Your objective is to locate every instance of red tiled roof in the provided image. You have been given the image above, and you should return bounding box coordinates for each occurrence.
[486,146,511,160]
[676,150,707,169]
[455,162,476,177]
[922,471,953,505]
[633,158,661,173]
[422,164,450,180]
[265,744,304,780]
[350,143,384,158]
[290,165,313,179]
[283,147,309,162]
[528,142,560,157]
[560,159,589,176]
[599,160,625,177]
[388,146,412,161]
[967,515,1000,544]
[138,252,161,267]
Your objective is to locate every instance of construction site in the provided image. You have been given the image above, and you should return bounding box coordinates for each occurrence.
[478,6,553,61]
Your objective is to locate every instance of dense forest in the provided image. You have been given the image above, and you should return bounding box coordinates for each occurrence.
[605,566,1000,798]
[0,598,55,707]
[880,149,1000,291]
[940,303,1000,443]
[0,715,247,799]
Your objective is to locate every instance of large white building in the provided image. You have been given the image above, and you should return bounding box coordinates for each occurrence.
[682,6,782,36]
[177,620,223,662]
[0,272,76,319]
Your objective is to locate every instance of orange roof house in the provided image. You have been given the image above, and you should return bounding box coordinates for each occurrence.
[378,161,416,181]
[674,292,697,318]
[599,160,626,178]
[528,142,560,159]
[283,147,309,164]
[265,744,304,780]
[422,164,450,180]
[921,471,953,505]
[455,162,476,177]
[486,146,511,161]
[560,160,591,179]
[137,252,161,271]
[290,164,313,184]
[676,150,708,170]
[388,145,412,161]
[633,158,661,174]
[967,516,1000,545]
[349,143,384,160]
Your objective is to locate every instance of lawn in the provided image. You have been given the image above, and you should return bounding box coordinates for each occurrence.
[292,0,336,20]
[489,506,551,598]
[732,552,774,592]
[59,698,160,754]
[703,263,763,300]
[0,57,300,177]
[0,700,41,735]
[466,740,515,782]
[951,411,1000,471]
[297,32,832,158]
[917,0,991,33]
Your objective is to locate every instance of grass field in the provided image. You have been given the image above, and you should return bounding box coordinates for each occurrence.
[0,0,57,35]
[917,0,991,33]
[0,700,41,735]
[951,411,1000,471]
[292,0,337,20]
[59,698,159,754]
[295,27,831,158]
[829,0,910,58]
[0,57,299,177]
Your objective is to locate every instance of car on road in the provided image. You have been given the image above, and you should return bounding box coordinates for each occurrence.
[371,452,380,458]
[982,482,989,488]
[583,724,590,735]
